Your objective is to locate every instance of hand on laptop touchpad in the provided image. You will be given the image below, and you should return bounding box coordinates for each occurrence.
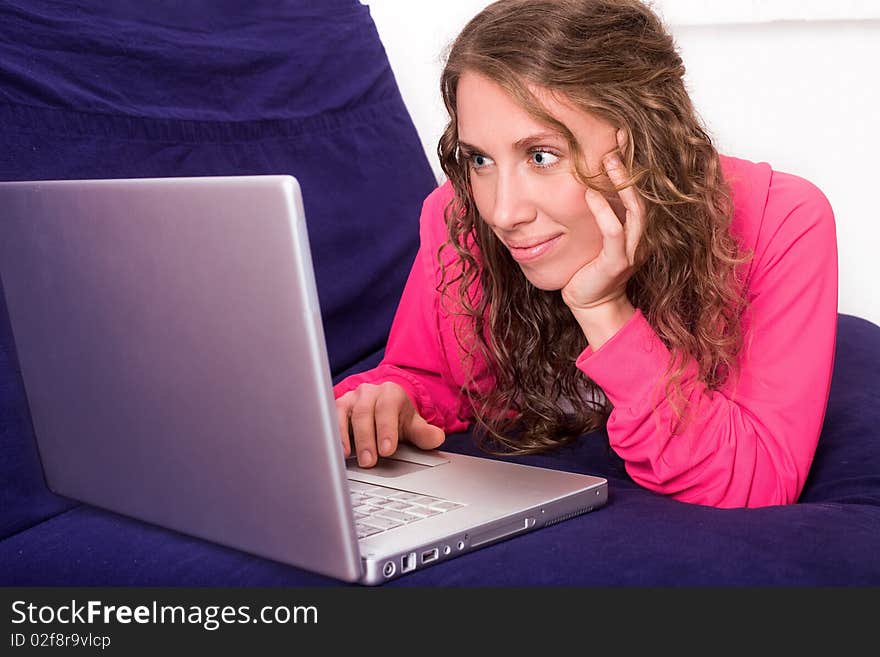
[383,443,449,467]
[345,444,449,479]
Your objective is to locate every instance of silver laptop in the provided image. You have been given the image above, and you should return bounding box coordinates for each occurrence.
[0,175,607,585]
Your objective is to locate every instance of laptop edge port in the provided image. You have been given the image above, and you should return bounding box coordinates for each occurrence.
[401,552,417,573]
[421,548,439,564]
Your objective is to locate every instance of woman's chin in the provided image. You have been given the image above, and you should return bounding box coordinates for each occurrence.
[519,268,568,292]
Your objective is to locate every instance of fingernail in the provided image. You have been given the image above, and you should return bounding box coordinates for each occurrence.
[605,155,620,170]
[360,450,372,465]
[380,438,392,454]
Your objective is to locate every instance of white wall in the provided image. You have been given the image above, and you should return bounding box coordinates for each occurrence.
[362,0,880,327]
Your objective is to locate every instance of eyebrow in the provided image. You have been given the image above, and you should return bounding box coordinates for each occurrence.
[458,131,566,154]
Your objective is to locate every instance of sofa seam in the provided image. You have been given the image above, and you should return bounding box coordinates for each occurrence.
[0,502,84,543]
[0,98,412,145]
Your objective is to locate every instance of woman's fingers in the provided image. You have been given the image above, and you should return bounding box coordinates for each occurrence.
[373,383,405,457]
[405,412,446,450]
[569,131,644,310]
[334,382,445,468]
[603,129,645,265]
[349,386,380,467]
[585,187,626,266]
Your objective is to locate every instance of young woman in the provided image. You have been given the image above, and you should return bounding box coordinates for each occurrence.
[333,0,838,508]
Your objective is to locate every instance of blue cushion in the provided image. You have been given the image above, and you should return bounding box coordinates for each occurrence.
[799,315,880,506]
[0,0,437,538]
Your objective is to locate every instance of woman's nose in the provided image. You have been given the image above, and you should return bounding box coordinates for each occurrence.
[488,169,535,230]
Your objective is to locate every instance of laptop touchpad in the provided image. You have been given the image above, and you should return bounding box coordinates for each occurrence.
[345,444,449,480]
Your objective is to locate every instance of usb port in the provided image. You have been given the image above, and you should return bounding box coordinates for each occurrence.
[421,548,439,564]
[401,552,417,573]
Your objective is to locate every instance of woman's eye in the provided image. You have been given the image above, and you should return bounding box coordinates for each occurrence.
[530,150,559,167]
[471,154,493,169]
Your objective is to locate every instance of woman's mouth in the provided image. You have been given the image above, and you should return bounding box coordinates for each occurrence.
[505,235,562,263]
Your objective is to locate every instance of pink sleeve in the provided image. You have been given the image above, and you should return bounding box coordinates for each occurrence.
[576,172,838,507]
[332,186,471,434]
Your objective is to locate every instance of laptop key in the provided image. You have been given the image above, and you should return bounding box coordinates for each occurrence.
[384,501,416,511]
[361,516,403,530]
[353,504,383,515]
[356,523,384,538]
[359,495,389,506]
[376,509,421,523]
[387,491,421,501]
[411,495,442,506]
[428,501,463,512]
[405,506,442,518]
[368,497,399,507]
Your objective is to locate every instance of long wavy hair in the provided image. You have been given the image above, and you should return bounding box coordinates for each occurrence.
[437,0,753,455]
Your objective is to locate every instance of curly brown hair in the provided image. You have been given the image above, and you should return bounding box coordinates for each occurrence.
[436,0,754,455]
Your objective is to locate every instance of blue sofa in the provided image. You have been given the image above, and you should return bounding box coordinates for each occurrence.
[2,0,879,586]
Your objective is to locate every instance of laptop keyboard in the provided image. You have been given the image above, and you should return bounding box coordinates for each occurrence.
[348,480,465,539]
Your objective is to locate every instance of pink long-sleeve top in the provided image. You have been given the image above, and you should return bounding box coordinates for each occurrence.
[334,155,839,508]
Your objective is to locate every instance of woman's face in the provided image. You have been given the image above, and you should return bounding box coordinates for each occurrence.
[456,70,621,290]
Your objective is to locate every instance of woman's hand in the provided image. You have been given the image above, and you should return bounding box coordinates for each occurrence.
[335,382,445,468]
[561,129,645,312]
